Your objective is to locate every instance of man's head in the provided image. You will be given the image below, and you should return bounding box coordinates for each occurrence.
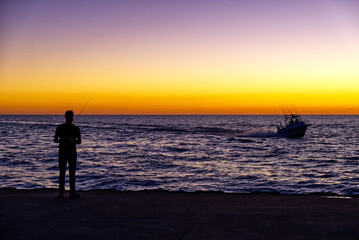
[65,110,74,123]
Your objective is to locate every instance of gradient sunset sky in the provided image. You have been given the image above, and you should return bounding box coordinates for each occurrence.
[1,0,359,115]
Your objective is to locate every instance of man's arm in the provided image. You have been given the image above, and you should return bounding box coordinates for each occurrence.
[76,127,81,144]
[54,126,59,143]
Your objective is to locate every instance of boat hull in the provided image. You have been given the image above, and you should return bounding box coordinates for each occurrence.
[277,125,308,138]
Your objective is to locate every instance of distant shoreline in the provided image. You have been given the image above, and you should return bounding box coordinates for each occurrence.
[1,114,359,116]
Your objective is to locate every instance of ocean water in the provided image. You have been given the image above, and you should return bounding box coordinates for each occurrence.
[1,115,359,195]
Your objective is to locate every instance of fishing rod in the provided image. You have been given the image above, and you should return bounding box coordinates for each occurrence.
[74,101,90,123]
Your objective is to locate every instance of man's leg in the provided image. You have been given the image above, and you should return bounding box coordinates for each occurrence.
[69,152,80,198]
[58,151,67,197]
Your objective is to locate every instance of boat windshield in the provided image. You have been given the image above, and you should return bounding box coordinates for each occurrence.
[287,114,302,124]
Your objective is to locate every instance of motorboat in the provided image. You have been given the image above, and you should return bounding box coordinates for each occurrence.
[277,114,310,138]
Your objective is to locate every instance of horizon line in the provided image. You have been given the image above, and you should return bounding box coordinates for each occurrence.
[1,114,359,116]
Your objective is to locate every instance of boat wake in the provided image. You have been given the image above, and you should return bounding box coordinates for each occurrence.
[240,128,278,138]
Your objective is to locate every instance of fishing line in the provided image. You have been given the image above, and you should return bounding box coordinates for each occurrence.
[74,101,90,123]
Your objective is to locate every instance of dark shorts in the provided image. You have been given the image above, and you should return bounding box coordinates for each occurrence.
[59,150,77,162]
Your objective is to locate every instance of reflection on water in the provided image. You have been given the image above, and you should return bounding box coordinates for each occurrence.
[1,115,359,195]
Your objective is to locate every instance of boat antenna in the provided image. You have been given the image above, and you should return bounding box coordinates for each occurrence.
[285,102,290,115]
[280,103,285,115]
[74,101,90,123]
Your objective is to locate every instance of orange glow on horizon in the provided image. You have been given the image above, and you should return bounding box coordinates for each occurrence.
[1,89,359,115]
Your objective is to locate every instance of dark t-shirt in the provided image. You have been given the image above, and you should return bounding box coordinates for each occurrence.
[54,123,81,152]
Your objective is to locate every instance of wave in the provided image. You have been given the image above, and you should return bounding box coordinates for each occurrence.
[344,156,359,161]
[166,146,190,152]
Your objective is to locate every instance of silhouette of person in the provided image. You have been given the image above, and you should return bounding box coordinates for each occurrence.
[54,110,81,199]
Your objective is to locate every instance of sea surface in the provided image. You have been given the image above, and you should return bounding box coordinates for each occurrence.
[1,115,359,195]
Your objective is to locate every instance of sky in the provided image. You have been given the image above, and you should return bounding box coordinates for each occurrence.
[1,0,359,115]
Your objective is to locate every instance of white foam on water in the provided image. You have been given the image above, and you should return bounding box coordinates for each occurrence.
[240,128,278,137]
